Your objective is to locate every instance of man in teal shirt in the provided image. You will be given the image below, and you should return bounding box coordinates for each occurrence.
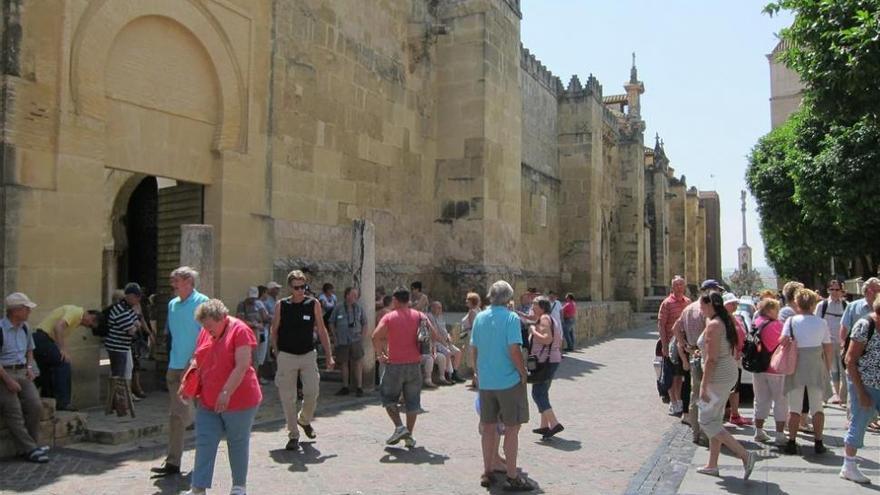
[151,266,209,476]
[470,280,531,491]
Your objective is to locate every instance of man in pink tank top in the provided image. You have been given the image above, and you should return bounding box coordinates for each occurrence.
[372,287,441,448]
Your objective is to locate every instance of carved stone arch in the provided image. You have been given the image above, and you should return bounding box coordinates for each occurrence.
[70,0,246,151]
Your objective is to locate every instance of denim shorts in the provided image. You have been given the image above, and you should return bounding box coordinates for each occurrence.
[380,363,422,413]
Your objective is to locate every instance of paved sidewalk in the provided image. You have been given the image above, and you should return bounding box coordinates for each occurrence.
[631,386,880,494]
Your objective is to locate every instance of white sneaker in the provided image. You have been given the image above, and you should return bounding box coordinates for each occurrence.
[668,403,676,415]
[775,432,787,446]
[753,428,771,443]
[840,462,871,484]
[230,486,247,495]
[385,426,410,445]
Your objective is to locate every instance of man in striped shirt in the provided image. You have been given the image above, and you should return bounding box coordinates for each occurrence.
[658,276,691,416]
[105,283,144,381]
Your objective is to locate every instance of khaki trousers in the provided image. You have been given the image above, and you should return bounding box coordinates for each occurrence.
[0,369,42,454]
[165,368,194,466]
[688,357,704,442]
[275,350,320,439]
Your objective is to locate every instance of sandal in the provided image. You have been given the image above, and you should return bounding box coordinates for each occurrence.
[502,474,534,492]
[480,472,495,488]
[696,466,719,476]
[867,421,880,433]
[24,448,49,463]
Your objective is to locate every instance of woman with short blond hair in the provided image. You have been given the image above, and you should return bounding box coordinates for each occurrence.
[779,288,833,455]
[182,299,262,495]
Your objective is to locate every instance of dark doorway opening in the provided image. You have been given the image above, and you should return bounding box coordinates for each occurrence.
[121,177,159,296]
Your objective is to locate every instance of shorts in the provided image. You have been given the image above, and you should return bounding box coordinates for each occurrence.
[380,363,422,413]
[335,342,365,362]
[435,343,460,356]
[108,349,132,380]
[787,385,824,416]
[666,356,687,377]
[479,382,529,426]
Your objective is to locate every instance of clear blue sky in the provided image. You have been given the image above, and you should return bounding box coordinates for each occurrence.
[521,1,795,270]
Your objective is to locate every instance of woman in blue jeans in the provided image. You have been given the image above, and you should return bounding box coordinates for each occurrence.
[528,296,564,439]
[181,300,263,495]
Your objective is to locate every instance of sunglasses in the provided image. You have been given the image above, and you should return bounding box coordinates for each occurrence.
[292,285,306,291]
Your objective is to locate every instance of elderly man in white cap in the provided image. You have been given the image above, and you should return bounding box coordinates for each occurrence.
[0,292,48,463]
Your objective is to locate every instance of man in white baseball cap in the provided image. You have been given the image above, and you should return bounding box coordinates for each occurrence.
[0,292,48,462]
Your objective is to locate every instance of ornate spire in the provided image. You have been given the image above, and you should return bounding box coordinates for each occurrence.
[630,52,638,84]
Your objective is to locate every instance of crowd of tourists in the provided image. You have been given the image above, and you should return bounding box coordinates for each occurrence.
[656,275,880,484]
[0,268,578,493]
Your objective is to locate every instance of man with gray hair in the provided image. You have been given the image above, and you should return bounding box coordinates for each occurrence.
[151,266,209,476]
[471,280,532,491]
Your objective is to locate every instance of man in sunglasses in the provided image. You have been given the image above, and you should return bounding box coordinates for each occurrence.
[271,270,335,452]
[816,279,847,405]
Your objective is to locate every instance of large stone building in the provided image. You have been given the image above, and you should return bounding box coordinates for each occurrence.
[768,39,804,129]
[0,0,718,405]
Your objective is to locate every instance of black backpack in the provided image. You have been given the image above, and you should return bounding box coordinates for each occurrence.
[842,317,876,370]
[742,319,773,373]
[91,305,114,338]
[818,299,847,319]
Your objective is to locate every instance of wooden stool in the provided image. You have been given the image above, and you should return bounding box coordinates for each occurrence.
[105,376,136,418]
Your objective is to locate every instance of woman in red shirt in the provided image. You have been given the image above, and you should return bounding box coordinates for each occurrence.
[180,300,262,495]
[562,293,577,352]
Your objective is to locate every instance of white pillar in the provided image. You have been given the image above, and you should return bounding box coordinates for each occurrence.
[352,220,376,390]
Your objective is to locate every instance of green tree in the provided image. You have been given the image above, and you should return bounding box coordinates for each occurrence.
[751,0,880,280]
[746,111,831,285]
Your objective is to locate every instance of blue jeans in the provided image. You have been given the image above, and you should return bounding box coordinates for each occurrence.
[192,405,258,489]
[530,363,560,413]
[562,319,575,350]
[844,382,880,450]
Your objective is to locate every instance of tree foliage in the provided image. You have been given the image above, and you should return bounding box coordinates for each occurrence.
[727,268,765,296]
[765,0,880,122]
[748,0,880,283]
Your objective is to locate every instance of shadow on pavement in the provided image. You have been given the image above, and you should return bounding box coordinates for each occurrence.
[485,472,545,494]
[269,443,338,472]
[535,437,581,452]
[379,446,449,465]
[151,472,192,495]
[553,355,604,381]
[715,475,787,495]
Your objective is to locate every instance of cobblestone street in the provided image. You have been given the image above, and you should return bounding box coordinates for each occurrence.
[1,320,675,495]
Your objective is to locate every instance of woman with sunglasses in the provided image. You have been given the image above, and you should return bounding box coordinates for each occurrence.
[695,292,758,479]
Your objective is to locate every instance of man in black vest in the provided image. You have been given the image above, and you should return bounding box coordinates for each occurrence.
[270,270,335,452]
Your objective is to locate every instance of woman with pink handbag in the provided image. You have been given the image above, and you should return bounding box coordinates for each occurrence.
[778,288,833,456]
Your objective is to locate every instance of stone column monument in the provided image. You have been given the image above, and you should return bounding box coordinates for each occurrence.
[351,220,376,390]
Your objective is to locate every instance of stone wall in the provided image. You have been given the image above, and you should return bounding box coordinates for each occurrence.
[572,301,633,342]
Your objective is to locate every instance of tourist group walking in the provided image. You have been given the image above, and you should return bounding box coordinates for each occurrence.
[657,275,880,484]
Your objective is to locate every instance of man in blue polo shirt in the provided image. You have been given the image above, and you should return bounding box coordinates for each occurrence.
[151,266,209,476]
[471,280,531,491]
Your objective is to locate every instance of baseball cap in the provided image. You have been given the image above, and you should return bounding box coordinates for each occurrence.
[722,292,738,305]
[5,292,36,309]
[700,279,722,291]
[124,282,143,297]
[266,281,282,290]
[247,286,259,298]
